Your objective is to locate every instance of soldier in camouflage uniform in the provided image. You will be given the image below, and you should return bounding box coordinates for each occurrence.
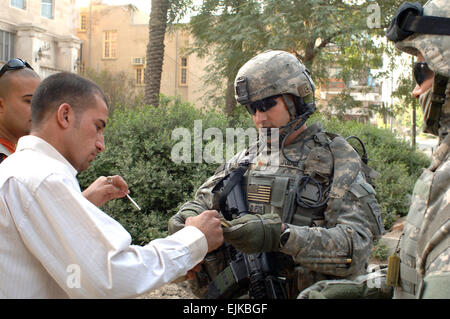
[385,0,450,298]
[298,0,450,299]
[168,50,384,298]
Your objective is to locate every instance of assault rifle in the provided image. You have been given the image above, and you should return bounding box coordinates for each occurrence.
[207,162,288,299]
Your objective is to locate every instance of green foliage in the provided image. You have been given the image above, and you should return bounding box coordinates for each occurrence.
[371,241,390,261]
[84,68,143,114]
[187,0,414,114]
[79,101,430,244]
[187,0,266,113]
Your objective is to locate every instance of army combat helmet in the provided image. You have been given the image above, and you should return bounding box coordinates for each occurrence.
[386,0,450,136]
[387,0,450,77]
[234,50,316,121]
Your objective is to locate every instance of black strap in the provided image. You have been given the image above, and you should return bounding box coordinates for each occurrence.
[403,13,450,36]
[217,166,248,215]
[211,164,250,220]
[386,2,450,42]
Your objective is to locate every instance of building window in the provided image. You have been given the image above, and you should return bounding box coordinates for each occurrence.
[0,31,15,63]
[80,14,88,32]
[11,0,26,10]
[103,31,117,59]
[135,67,144,85]
[41,0,53,19]
[179,57,188,86]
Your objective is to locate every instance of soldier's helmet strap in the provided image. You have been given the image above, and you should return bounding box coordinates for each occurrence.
[386,2,450,43]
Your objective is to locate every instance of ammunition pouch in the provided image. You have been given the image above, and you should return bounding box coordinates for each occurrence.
[421,74,448,136]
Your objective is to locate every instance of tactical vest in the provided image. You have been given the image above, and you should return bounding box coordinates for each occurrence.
[393,135,450,299]
[245,131,334,227]
[243,131,375,228]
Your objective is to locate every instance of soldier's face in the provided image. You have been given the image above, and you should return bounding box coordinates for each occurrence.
[251,96,291,132]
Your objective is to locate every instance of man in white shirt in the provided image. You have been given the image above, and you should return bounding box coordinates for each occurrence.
[0,57,131,206]
[0,72,223,298]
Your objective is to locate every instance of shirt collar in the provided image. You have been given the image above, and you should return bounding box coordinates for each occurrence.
[0,137,16,154]
[16,135,78,177]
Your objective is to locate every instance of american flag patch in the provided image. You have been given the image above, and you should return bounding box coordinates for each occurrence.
[247,184,271,203]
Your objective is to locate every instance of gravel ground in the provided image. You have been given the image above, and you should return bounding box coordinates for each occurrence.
[137,282,197,299]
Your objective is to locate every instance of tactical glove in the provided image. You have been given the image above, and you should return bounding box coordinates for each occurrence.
[298,269,393,299]
[223,213,282,254]
[168,211,198,234]
[305,281,393,299]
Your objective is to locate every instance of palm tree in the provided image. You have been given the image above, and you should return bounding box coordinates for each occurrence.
[145,0,170,107]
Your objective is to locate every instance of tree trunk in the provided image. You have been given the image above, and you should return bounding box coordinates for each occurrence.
[224,78,237,117]
[302,39,317,71]
[145,0,169,107]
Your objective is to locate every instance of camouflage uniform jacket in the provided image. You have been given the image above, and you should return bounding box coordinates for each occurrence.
[177,122,384,297]
[394,91,450,299]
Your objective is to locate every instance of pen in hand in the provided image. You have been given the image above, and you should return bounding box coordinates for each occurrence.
[126,194,141,211]
[107,176,141,211]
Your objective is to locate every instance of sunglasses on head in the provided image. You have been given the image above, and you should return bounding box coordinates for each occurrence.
[413,62,433,86]
[245,95,281,115]
[0,58,34,78]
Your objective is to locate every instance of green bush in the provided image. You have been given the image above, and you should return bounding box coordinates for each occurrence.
[371,241,390,261]
[78,100,430,244]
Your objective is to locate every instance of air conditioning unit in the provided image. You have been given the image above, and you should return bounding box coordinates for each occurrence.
[131,57,145,65]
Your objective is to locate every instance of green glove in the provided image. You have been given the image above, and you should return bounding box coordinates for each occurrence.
[307,281,392,299]
[223,213,282,254]
[168,211,198,234]
[308,281,366,299]
[298,269,393,299]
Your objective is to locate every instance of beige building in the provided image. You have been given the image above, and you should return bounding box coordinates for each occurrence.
[317,44,382,124]
[319,71,382,124]
[77,3,213,108]
[0,0,81,77]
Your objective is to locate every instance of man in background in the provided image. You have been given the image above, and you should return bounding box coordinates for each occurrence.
[0,58,40,162]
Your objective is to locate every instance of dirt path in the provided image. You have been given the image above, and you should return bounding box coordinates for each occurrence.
[137,282,197,299]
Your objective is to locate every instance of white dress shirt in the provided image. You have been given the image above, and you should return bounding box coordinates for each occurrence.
[0,136,207,298]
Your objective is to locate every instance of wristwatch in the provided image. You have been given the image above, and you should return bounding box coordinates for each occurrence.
[279,224,291,248]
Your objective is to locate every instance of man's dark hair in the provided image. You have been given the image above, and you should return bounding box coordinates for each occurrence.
[31,72,108,127]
